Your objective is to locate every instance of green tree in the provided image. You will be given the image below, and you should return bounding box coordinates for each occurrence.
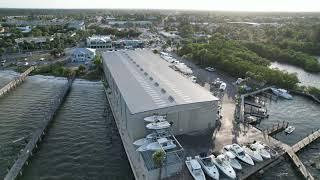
[152,150,166,180]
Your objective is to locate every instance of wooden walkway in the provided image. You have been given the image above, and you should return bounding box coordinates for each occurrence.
[292,129,320,152]
[264,121,289,136]
[286,148,314,180]
[4,76,74,180]
[0,66,36,97]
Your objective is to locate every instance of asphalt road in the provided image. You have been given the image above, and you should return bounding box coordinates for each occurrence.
[171,53,238,100]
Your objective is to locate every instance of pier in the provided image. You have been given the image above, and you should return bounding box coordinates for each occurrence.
[0,66,36,97]
[4,76,74,180]
[264,121,289,136]
[236,87,320,180]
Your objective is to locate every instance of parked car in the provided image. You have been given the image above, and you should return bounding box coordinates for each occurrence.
[205,67,215,72]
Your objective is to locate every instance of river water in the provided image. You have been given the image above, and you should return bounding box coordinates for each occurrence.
[0,73,133,179]
[270,57,320,88]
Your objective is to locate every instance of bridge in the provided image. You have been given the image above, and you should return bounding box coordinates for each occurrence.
[0,66,36,97]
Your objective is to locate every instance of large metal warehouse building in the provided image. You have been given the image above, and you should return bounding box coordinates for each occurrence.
[102,49,219,180]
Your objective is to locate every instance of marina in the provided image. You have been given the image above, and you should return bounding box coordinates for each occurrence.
[0,52,318,180]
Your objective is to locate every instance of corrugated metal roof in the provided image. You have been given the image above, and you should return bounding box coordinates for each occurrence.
[103,49,218,114]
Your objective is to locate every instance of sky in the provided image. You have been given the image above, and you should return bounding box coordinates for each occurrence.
[1,0,320,12]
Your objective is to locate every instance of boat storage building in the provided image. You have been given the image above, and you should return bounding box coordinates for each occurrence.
[102,49,219,180]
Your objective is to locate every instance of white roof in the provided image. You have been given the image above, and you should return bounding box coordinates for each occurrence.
[73,48,95,55]
[87,35,112,42]
[103,49,218,114]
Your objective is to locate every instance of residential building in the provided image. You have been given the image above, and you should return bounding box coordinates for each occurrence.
[86,35,113,49]
[71,48,96,63]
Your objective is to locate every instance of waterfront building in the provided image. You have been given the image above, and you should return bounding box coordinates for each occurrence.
[71,48,96,63]
[102,49,219,180]
[86,35,113,49]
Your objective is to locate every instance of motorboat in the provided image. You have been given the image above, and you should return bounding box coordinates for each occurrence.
[219,82,227,91]
[136,143,149,152]
[224,151,242,170]
[185,157,206,180]
[146,138,176,151]
[195,155,219,180]
[250,142,271,159]
[146,131,169,139]
[144,115,166,123]
[285,126,295,134]
[271,88,293,100]
[258,142,278,157]
[133,138,151,146]
[242,145,263,162]
[212,154,236,179]
[225,144,254,165]
[146,121,171,130]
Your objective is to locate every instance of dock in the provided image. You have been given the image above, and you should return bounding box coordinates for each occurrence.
[236,87,320,180]
[0,66,36,97]
[264,121,289,136]
[4,76,74,180]
[292,129,320,152]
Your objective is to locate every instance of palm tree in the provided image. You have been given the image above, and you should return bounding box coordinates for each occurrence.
[152,150,166,180]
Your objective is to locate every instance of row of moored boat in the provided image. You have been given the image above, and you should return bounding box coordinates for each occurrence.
[186,142,278,180]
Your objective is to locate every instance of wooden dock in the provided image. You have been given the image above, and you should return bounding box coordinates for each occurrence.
[0,66,35,97]
[292,129,320,152]
[286,148,314,180]
[4,76,74,180]
[264,121,289,136]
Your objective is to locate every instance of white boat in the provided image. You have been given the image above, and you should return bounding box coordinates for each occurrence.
[242,145,263,162]
[212,154,236,179]
[144,115,166,123]
[146,131,169,139]
[136,143,149,152]
[271,88,293,100]
[133,138,151,146]
[185,157,206,180]
[250,142,271,159]
[285,126,295,134]
[258,142,278,157]
[146,121,171,130]
[195,155,219,180]
[146,138,176,151]
[224,151,242,170]
[225,144,254,165]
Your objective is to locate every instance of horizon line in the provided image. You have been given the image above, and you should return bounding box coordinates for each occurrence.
[0,7,320,13]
